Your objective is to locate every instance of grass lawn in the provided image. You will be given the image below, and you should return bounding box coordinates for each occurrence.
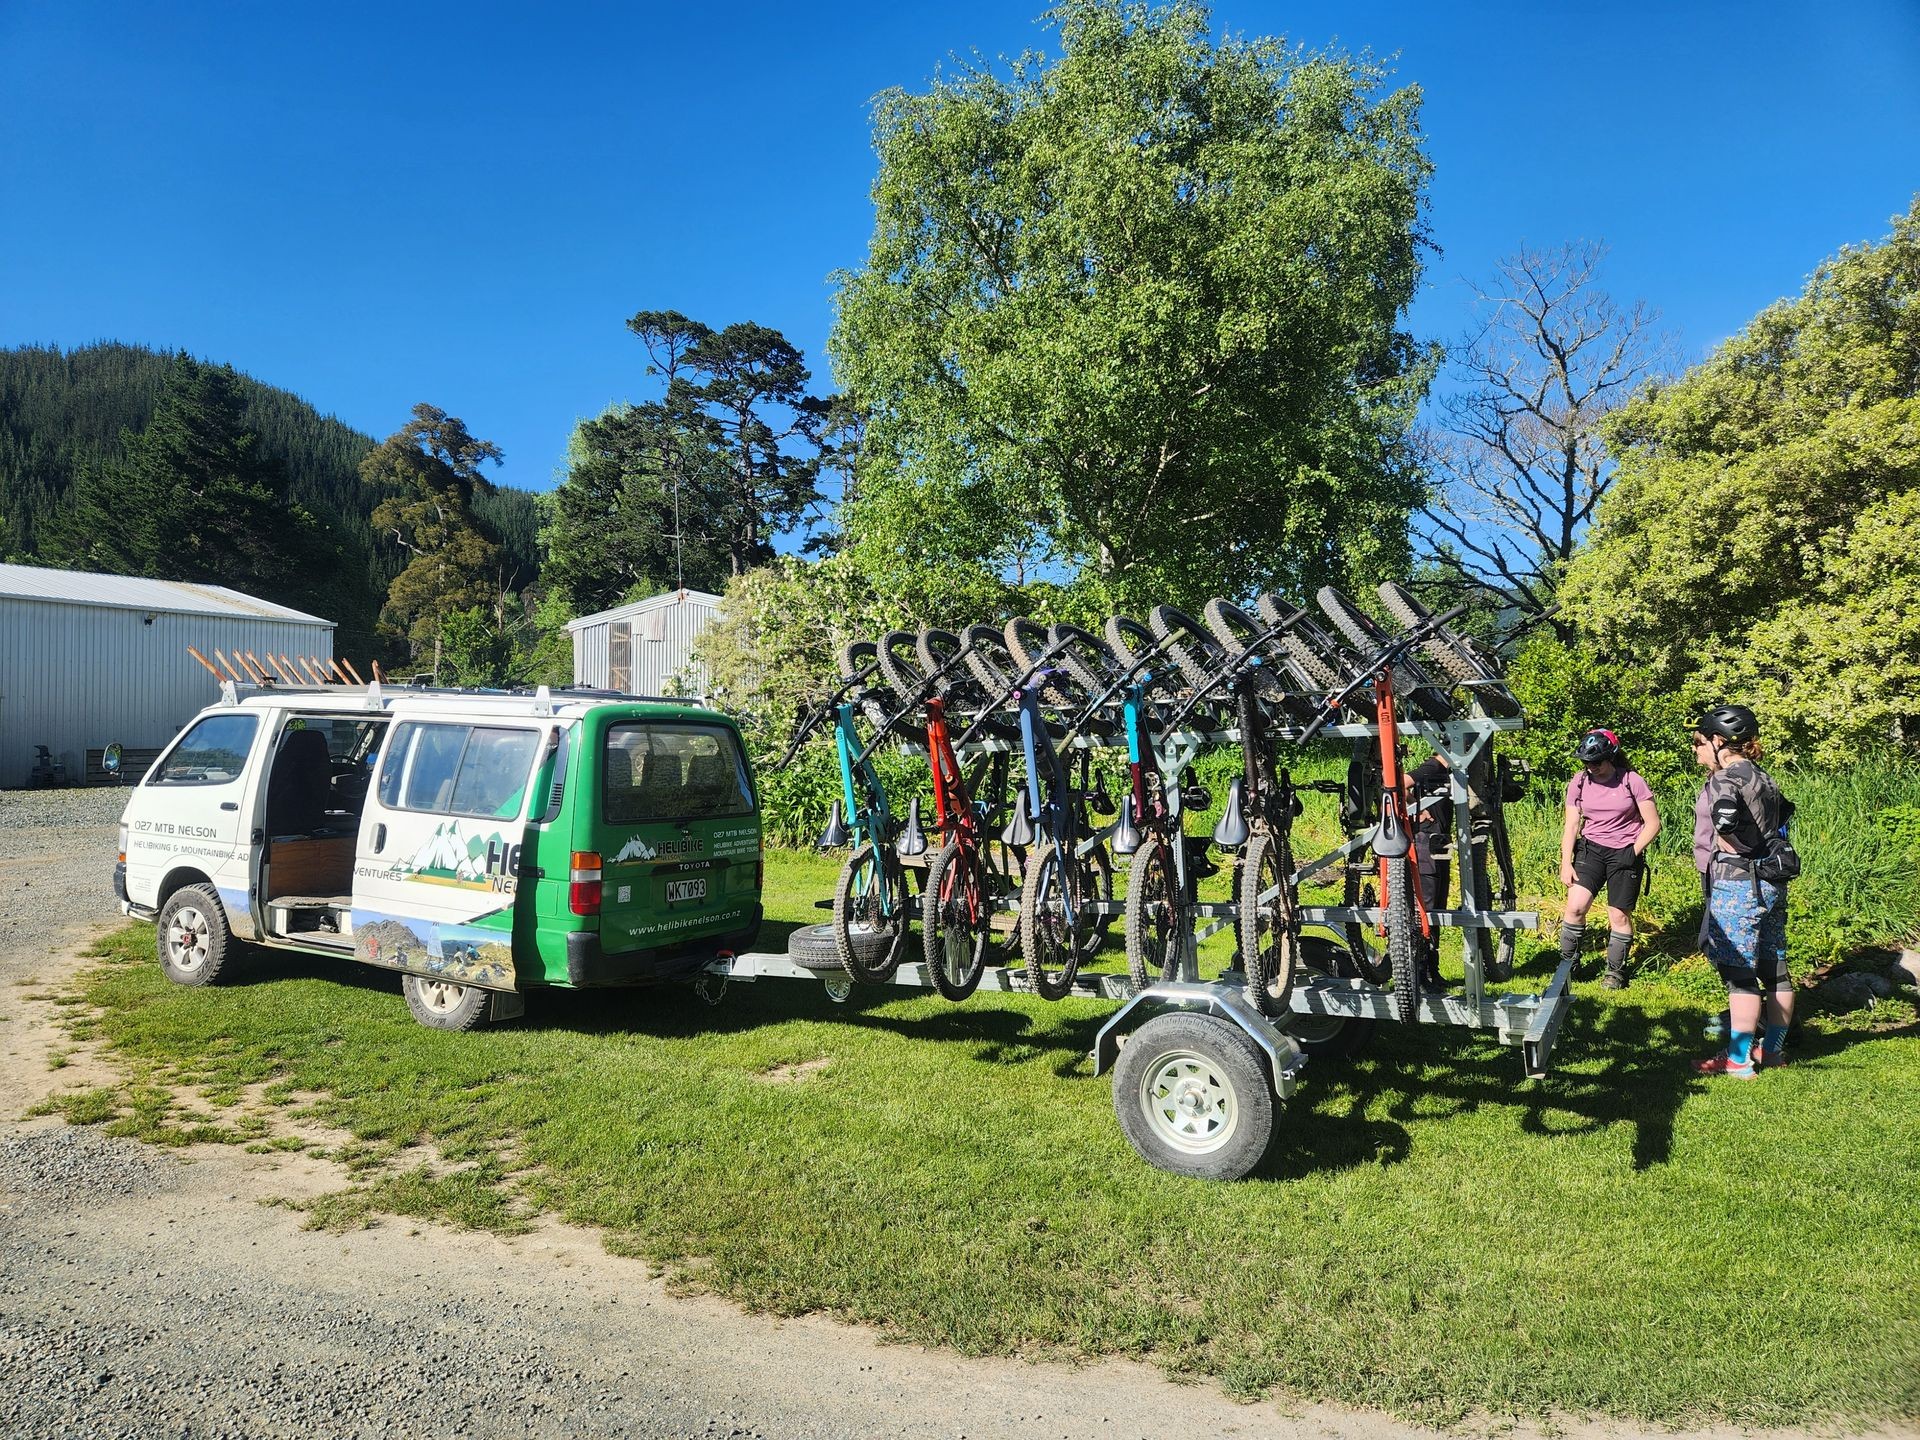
[37,845,1920,1426]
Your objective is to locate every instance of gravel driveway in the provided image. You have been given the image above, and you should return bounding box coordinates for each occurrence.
[0,784,126,987]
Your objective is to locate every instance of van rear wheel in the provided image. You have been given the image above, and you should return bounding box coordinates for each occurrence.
[402,973,491,1031]
[158,885,235,987]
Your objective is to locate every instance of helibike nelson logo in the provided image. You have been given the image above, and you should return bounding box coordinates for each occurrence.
[611,833,703,863]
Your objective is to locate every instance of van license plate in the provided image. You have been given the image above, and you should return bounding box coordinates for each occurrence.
[665,878,707,904]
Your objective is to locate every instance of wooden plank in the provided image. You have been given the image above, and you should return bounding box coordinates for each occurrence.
[339,658,365,685]
[186,646,223,681]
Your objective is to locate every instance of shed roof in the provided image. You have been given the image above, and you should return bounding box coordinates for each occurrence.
[0,562,334,626]
[567,587,723,631]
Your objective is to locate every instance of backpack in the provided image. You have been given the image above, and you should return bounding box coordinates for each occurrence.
[1710,768,1799,898]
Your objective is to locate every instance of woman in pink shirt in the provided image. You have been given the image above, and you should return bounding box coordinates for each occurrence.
[1557,729,1662,989]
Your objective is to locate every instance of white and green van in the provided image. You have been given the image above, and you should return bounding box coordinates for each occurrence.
[116,683,763,1028]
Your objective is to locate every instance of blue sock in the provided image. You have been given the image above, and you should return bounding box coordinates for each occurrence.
[1762,1024,1788,1059]
[1727,1030,1755,1069]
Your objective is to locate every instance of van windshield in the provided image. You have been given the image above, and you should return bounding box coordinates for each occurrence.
[603,723,752,825]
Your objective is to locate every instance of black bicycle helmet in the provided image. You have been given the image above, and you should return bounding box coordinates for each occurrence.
[1576,728,1621,765]
[1696,703,1759,743]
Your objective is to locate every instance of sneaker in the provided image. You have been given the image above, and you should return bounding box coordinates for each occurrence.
[1754,1045,1787,1070]
[1694,1053,1757,1080]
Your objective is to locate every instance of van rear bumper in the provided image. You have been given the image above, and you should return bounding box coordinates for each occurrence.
[564,907,764,987]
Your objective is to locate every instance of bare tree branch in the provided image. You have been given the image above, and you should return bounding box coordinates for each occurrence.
[1416,241,1676,636]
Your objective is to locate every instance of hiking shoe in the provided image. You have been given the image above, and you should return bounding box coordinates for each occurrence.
[1602,972,1626,991]
[1754,1045,1787,1070]
[1693,1053,1756,1080]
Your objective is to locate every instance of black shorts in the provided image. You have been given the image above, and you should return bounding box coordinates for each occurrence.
[1573,838,1644,910]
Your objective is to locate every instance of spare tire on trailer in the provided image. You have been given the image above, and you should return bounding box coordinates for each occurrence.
[788,921,893,973]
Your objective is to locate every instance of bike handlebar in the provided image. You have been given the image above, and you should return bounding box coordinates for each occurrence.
[770,655,881,771]
[1295,603,1472,749]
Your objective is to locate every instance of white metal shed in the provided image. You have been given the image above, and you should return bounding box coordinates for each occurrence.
[568,588,720,696]
[0,563,334,785]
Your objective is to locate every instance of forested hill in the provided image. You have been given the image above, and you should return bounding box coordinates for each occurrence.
[0,342,541,658]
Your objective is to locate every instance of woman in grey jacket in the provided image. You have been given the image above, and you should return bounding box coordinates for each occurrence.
[1691,704,1793,1079]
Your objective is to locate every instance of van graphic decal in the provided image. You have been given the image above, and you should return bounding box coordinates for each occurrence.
[352,909,516,989]
[608,833,705,866]
[350,821,521,894]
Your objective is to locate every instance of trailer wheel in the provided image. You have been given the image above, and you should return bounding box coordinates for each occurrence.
[157,885,235,987]
[1113,1012,1274,1180]
[402,973,491,1031]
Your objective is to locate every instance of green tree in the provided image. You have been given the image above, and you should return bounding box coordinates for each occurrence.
[829,0,1436,613]
[543,402,734,611]
[364,404,506,666]
[56,353,332,608]
[543,311,828,609]
[1563,199,1920,764]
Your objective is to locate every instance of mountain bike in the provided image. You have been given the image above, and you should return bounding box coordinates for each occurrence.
[774,647,915,985]
[871,628,1018,1000]
[956,630,1117,1001]
[1295,600,1475,1023]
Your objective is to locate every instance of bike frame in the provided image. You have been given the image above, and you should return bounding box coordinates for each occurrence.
[832,699,899,920]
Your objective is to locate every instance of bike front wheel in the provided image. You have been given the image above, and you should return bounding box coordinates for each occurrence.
[1020,841,1094,1001]
[1123,836,1183,991]
[922,840,992,1000]
[833,841,912,984]
[1238,830,1299,1017]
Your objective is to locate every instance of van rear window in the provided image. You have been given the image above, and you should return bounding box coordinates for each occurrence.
[603,724,752,825]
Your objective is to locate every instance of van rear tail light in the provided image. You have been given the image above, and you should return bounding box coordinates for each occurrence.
[117,824,128,866]
[569,851,602,916]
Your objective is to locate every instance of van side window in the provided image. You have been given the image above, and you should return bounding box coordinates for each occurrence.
[150,714,258,786]
[449,729,540,818]
[375,722,540,819]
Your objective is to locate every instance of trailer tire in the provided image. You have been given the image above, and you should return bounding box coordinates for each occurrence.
[157,885,236,987]
[787,921,893,973]
[401,973,491,1031]
[1113,1012,1274,1180]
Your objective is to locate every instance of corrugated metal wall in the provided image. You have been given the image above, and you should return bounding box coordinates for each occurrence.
[0,599,333,785]
[572,594,719,695]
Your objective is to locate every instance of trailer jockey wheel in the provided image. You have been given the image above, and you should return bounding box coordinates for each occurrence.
[1112,1012,1275,1181]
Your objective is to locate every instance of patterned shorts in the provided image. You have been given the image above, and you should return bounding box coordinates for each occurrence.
[1706,876,1789,990]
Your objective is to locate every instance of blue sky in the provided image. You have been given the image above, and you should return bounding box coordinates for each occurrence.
[3,1,1917,499]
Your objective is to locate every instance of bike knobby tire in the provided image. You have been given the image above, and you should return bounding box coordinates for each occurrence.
[1123,836,1181,991]
[833,841,912,984]
[922,840,992,1000]
[1019,840,1093,1001]
[1385,853,1420,1024]
[1237,830,1299,1017]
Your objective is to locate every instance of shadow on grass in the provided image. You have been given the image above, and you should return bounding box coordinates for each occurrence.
[1255,990,1706,1181]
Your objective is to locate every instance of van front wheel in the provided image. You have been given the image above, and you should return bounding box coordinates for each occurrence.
[158,885,235,987]
[402,973,491,1031]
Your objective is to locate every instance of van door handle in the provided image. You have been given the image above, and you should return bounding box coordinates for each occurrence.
[220,801,238,811]
[372,823,386,853]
